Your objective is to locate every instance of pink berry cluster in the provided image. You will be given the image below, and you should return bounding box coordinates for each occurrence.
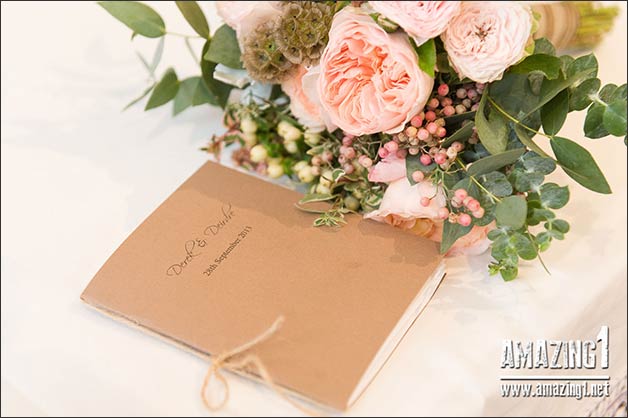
[447,188,485,226]
[316,133,376,175]
[377,81,485,173]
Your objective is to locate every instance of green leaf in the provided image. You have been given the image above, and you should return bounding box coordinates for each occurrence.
[99,1,165,38]
[559,55,574,77]
[536,231,552,251]
[475,93,508,155]
[534,38,556,56]
[204,24,242,69]
[584,104,609,138]
[569,78,600,111]
[513,125,551,159]
[299,193,335,204]
[495,196,527,229]
[546,219,570,234]
[603,100,627,136]
[541,89,569,135]
[524,68,597,120]
[149,36,165,74]
[522,154,556,175]
[539,183,569,209]
[406,155,436,184]
[500,265,519,281]
[123,83,155,110]
[567,53,598,80]
[440,221,473,254]
[550,136,611,194]
[466,148,526,176]
[201,41,232,108]
[510,170,544,192]
[175,1,209,39]
[512,233,537,260]
[441,122,474,147]
[416,38,436,78]
[479,171,512,197]
[172,77,204,115]
[145,68,178,110]
[509,54,561,79]
[444,111,476,126]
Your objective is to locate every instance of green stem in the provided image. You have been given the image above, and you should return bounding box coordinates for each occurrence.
[470,175,502,203]
[487,96,554,140]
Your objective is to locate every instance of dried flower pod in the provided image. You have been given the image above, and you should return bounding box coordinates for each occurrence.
[274,1,333,66]
[242,21,297,84]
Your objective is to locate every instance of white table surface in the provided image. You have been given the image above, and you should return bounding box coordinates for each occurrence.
[1,2,627,416]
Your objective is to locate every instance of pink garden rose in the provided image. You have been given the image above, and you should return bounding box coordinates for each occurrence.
[364,154,446,228]
[441,2,532,83]
[364,153,492,256]
[281,65,336,133]
[369,1,461,46]
[215,1,281,42]
[317,8,433,136]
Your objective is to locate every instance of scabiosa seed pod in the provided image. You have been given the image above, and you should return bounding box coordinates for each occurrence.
[274,1,333,66]
[242,21,297,84]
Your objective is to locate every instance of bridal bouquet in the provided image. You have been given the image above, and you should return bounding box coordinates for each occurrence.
[101,1,626,280]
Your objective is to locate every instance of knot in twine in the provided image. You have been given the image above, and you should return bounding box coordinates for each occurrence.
[200,316,321,416]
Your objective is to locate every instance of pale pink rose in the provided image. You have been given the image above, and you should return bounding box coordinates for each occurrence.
[429,222,494,256]
[364,154,446,228]
[369,1,461,46]
[318,8,433,136]
[281,66,336,133]
[215,1,281,41]
[441,2,532,83]
[367,153,407,183]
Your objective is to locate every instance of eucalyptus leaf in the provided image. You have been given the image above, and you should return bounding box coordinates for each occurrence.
[512,233,537,260]
[510,54,561,80]
[567,53,598,80]
[99,1,165,38]
[466,148,525,176]
[603,100,627,136]
[584,104,609,138]
[145,68,178,110]
[173,77,210,115]
[522,154,556,175]
[495,196,527,229]
[175,1,209,39]
[201,41,232,108]
[569,78,600,111]
[539,183,569,209]
[478,171,512,197]
[150,36,165,74]
[524,68,597,120]
[550,136,611,194]
[475,93,508,155]
[541,89,569,135]
[205,24,242,69]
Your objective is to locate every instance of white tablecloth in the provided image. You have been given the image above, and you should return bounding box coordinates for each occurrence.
[1,2,626,416]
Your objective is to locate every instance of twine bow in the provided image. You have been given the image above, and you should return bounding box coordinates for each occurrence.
[200,316,322,416]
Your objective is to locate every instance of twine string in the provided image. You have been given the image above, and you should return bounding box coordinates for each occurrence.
[200,316,322,416]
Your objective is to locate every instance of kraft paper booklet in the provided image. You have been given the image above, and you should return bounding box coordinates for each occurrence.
[81,161,445,410]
